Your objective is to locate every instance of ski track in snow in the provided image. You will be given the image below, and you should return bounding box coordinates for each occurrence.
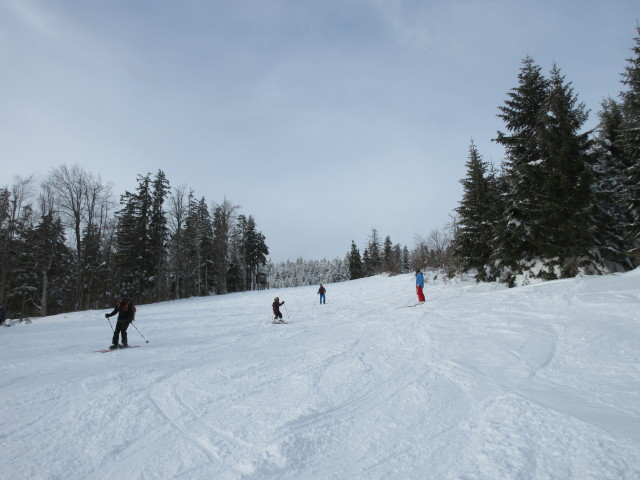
[1,271,640,479]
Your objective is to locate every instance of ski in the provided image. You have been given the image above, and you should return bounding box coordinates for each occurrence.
[272,320,289,324]
[95,345,140,353]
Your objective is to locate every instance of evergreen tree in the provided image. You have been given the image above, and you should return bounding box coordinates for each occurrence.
[534,64,594,273]
[27,211,73,316]
[454,141,496,280]
[0,179,34,310]
[182,191,202,297]
[494,56,549,269]
[114,173,159,300]
[9,203,36,318]
[367,228,382,274]
[362,248,373,277]
[243,216,269,291]
[348,241,364,280]
[266,257,349,288]
[402,246,410,272]
[592,98,630,266]
[149,171,170,301]
[619,26,640,263]
[196,197,214,296]
[114,190,142,296]
[382,236,394,272]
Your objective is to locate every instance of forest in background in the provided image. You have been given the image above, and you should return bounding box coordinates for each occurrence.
[0,168,268,318]
[2,26,639,319]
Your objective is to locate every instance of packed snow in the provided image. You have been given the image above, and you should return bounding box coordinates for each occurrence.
[1,270,639,479]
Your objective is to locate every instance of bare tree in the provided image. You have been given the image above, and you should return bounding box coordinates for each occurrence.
[168,186,188,299]
[35,182,57,316]
[47,164,113,310]
[213,198,239,294]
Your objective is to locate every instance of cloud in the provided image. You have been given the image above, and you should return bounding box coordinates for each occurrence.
[3,0,67,43]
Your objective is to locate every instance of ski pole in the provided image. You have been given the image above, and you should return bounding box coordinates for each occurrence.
[284,304,290,319]
[105,315,114,333]
[130,322,149,343]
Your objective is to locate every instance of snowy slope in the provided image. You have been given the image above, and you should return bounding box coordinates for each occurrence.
[1,271,639,480]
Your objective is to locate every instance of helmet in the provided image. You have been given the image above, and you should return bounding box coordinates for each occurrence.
[274,297,279,300]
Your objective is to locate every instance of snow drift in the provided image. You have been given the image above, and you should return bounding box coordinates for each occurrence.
[1,270,639,479]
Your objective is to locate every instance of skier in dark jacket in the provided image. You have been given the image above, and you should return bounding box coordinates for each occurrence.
[105,293,136,349]
[272,297,285,322]
[318,284,326,304]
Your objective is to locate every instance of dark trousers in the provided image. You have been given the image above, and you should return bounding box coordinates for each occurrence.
[112,321,130,345]
[274,311,283,320]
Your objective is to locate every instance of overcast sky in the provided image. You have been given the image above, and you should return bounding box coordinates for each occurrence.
[1,0,637,262]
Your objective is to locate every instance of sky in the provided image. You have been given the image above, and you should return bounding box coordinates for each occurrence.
[1,0,638,262]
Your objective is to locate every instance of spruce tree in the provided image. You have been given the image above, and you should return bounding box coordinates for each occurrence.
[534,64,594,274]
[348,241,364,280]
[367,228,382,274]
[28,212,72,316]
[494,56,549,270]
[592,98,631,266]
[620,26,640,263]
[149,171,170,301]
[114,189,142,296]
[454,141,495,279]
[382,236,394,272]
[243,216,269,291]
[114,173,155,299]
[362,248,373,277]
[182,191,201,296]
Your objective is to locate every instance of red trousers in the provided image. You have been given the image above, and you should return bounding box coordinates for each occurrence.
[416,286,425,303]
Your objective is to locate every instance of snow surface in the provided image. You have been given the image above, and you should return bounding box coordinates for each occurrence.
[1,271,640,480]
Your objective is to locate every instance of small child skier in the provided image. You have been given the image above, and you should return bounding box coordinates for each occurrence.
[272,297,285,322]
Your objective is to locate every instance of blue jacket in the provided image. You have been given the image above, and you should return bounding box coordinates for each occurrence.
[416,272,424,287]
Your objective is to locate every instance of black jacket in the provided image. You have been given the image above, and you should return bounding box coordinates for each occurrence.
[272,300,284,314]
[107,301,136,322]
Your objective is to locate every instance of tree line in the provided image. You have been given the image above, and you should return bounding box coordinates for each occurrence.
[452,27,640,285]
[346,227,453,280]
[3,27,639,317]
[266,225,454,288]
[0,166,268,319]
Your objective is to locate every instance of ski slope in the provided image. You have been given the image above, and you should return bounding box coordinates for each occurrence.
[1,270,639,479]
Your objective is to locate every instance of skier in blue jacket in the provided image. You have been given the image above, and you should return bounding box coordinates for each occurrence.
[415,269,426,303]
